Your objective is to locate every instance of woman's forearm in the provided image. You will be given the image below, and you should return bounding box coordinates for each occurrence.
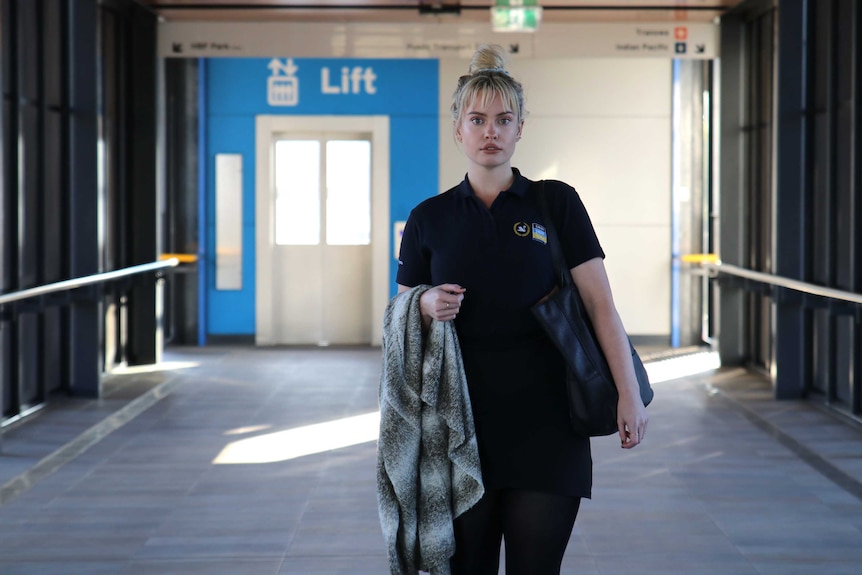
[584,300,640,400]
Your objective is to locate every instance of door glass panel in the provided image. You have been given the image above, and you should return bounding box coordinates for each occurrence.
[274,140,320,245]
[325,140,371,246]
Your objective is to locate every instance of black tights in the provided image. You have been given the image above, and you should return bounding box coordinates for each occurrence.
[450,489,581,575]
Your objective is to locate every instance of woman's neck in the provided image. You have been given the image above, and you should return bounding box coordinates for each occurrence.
[467,165,514,208]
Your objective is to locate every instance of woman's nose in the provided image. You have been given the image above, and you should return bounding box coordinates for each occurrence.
[485,124,498,138]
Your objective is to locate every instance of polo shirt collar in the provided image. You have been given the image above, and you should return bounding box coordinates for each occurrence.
[456,168,533,199]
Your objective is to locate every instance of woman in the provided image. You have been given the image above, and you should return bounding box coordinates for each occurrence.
[396,44,648,574]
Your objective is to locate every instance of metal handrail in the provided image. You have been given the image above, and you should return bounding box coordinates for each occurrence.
[699,260,862,305]
[0,258,180,306]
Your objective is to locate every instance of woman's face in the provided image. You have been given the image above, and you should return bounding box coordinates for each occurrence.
[455,92,523,170]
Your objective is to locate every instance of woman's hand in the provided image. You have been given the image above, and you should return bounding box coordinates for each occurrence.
[617,392,648,449]
[419,284,465,326]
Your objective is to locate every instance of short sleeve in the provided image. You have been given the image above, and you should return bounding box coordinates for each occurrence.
[395,210,432,287]
[549,182,605,269]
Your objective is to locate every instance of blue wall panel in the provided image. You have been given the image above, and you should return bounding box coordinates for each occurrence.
[388,115,441,290]
[204,57,438,335]
[205,114,257,334]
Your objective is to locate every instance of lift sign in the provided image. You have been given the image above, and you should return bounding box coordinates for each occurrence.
[321,66,378,95]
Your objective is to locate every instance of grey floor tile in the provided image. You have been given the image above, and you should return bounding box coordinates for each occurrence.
[0,561,126,575]
[592,552,758,575]
[121,559,283,575]
[4,348,862,575]
[750,560,862,575]
[0,533,147,561]
[133,534,289,560]
[278,554,391,574]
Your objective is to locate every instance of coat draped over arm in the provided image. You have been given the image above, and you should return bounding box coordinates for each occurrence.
[377,285,484,575]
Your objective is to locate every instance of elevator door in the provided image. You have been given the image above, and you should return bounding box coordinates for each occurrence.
[269,134,372,345]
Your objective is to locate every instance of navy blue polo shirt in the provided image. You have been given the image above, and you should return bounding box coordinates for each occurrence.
[397,168,604,345]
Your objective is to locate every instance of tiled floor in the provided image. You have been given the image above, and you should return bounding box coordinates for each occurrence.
[1,345,861,574]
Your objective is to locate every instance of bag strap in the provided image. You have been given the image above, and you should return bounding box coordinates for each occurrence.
[532,180,573,289]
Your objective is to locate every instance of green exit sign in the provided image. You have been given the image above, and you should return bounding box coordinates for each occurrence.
[491,1,543,32]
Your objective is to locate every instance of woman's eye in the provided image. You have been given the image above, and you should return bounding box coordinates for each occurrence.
[471,117,482,125]
[500,118,511,125]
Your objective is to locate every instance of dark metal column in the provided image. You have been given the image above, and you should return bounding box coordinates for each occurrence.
[832,0,858,409]
[0,0,16,419]
[126,5,159,365]
[164,59,200,345]
[43,0,68,396]
[718,14,747,365]
[17,0,45,412]
[773,0,808,399]
[68,0,100,397]
[855,0,862,418]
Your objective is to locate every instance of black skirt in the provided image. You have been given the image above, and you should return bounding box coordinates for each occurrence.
[459,332,592,499]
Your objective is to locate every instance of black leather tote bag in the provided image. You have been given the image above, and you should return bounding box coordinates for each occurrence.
[530,182,653,437]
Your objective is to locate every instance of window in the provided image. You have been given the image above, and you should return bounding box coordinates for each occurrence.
[326,140,371,246]
[274,137,371,246]
[274,140,321,245]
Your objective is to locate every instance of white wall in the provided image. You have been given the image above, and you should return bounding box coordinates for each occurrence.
[439,58,672,337]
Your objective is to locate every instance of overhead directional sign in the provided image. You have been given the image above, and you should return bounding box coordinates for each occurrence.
[491,0,543,33]
[160,21,719,60]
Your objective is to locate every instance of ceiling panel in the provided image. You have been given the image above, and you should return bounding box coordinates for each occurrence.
[141,1,744,23]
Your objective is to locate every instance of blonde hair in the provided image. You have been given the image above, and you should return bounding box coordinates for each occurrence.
[450,44,526,125]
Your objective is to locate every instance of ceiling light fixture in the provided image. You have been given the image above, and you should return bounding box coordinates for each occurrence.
[419,1,461,16]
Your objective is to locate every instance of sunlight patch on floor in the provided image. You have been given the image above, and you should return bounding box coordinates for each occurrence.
[108,361,200,375]
[211,353,719,465]
[645,351,721,383]
[224,424,273,436]
[213,411,380,464]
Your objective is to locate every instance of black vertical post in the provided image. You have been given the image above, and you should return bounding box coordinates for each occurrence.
[718,14,748,365]
[164,59,200,345]
[0,0,16,419]
[68,0,100,398]
[853,0,862,417]
[774,0,808,399]
[41,0,67,396]
[126,5,158,365]
[17,0,44,410]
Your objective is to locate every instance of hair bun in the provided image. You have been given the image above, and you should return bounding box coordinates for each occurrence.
[468,44,508,76]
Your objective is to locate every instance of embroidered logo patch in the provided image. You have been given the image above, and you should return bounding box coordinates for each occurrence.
[513,222,530,237]
[531,223,547,244]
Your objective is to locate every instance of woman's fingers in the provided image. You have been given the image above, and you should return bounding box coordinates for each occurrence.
[621,425,641,448]
[430,285,465,322]
[618,400,648,449]
[436,296,460,320]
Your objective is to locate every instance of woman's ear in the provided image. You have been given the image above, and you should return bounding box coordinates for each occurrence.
[517,121,524,141]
